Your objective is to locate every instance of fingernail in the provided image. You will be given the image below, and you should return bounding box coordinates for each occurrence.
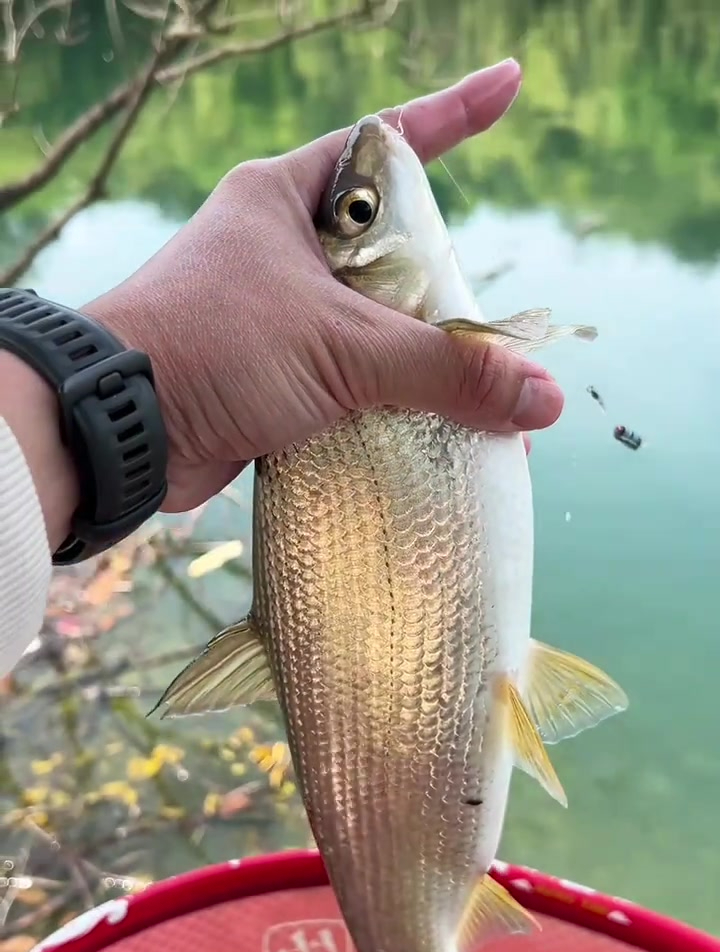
[484,57,520,79]
[476,58,522,117]
[459,58,519,90]
[512,377,564,429]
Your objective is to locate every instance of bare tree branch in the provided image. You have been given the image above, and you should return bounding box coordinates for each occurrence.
[163,0,400,71]
[2,0,73,62]
[0,0,399,215]
[0,38,165,284]
[1,0,77,123]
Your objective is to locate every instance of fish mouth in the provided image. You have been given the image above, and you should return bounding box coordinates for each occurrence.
[316,114,398,234]
[343,113,387,155]
[339,114,402,177]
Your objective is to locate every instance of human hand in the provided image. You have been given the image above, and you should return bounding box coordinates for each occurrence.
[84,58,555,513]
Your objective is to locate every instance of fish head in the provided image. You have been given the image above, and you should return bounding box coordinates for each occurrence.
[316,114,452,318]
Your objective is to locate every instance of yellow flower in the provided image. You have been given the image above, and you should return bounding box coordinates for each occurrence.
[251,741,290,786]
[28,809,49,828]
[269,766,286,789]
[272,742,287,762]
[126,744,185,781]
[233,726,254,746]
[249,745,274,770]
[100,781,139,807]
[203,792,222,817]
[126,756,161,781]
[159,806,185,820]
[280,781,296,799]
[230,762,246,777]
[151,744,184,765]
[30,753,62,776]
[48,790,71,809]
[22,787,50,806]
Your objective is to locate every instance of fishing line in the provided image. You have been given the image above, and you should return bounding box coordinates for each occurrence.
[436,156,470,208]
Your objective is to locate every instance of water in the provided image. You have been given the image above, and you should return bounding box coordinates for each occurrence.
[2,0,720,936]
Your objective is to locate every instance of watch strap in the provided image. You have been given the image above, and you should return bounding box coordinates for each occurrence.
[0,288,168,565]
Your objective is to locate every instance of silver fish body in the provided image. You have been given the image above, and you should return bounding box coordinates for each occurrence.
[156,114,628,952]
[253,411,529,952]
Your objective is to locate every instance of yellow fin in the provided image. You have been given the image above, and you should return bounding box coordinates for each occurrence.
[501,675,568,808]
[437,308,597,355]
[456,873,539,951]
[524,639,629,745]
[148,617,275,719]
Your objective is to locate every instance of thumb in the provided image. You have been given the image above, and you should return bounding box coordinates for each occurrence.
[333,300,564,433]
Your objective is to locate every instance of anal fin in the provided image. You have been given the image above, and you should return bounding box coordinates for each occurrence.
[437,308,597,355]
[148,617,275,719]
[500,675,568,808]
[524,639,629,745]
[457,873,539,951]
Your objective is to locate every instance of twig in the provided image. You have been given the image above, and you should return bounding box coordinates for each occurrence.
[0,0,205,211]
[1,0,81,123]
[0,28,169,283]
[2,0,72,62]
[152,559,226,631]
[0,845,30,927]
[22,820,96,911]
[159,2,399,76]
[0,888,76,938]
[138,642,209,669]
[0,0,400,214]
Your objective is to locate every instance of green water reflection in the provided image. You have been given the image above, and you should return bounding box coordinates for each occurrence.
[2,0,720,936]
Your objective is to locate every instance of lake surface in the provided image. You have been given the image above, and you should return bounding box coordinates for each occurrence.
[3,0,720,936]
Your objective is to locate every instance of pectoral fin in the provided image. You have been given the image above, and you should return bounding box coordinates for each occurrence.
[437,308,597,355]
[523,639,629,745]
[456,872,539,951]
[148,617,275,719]
[500,675,567,808]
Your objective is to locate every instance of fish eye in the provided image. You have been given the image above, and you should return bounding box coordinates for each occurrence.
[333,187,379,237]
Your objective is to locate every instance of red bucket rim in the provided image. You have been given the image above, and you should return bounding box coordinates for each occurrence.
[31,849,720,952]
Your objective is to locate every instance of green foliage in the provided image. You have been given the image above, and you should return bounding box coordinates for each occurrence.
[3,0,720,265]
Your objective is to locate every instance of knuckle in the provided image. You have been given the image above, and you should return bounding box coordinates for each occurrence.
[219,157,283,205]
[459,341,509,416]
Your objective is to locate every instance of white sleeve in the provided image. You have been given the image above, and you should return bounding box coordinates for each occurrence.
[0,417,53,677]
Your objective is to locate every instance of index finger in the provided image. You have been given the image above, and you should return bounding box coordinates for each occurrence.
[287,58,522,210]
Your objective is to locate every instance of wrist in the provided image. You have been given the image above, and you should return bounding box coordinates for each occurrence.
[0,351,79,552]
[81,288,184,467]
[0,287,169,564]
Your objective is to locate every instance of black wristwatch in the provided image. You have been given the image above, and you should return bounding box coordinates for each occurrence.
[0,288,168,566]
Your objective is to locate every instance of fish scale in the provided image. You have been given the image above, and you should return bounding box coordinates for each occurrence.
[251,408,512,952]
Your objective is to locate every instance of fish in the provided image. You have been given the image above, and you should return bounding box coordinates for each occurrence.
[151,114,629,952]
